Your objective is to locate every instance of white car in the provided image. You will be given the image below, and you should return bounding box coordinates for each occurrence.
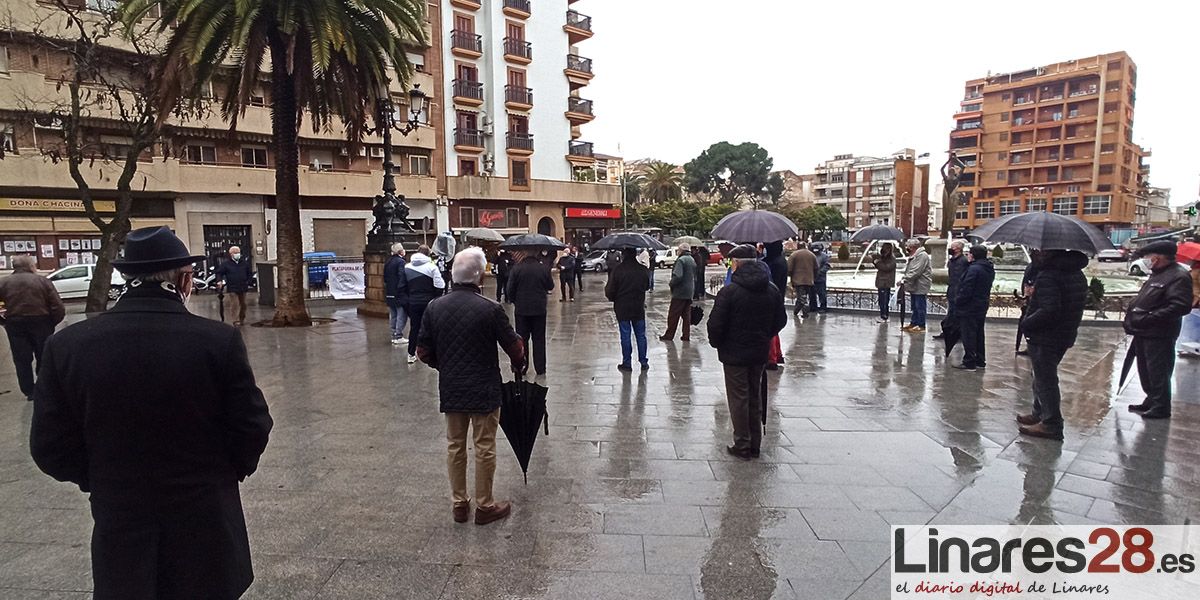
[1096,248,1128,262]
[655,250,677,269]
[47,264,125,300]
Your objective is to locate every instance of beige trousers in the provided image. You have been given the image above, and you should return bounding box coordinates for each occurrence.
[445,408,501,508]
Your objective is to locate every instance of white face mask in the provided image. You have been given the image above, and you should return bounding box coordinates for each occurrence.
[231,253,242,261]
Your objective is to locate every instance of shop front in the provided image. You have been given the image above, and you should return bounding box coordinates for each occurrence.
[0,197,176,272]
[563,206,622,250]
[448,199,530,237]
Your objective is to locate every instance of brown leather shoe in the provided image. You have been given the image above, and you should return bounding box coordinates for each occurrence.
[475,501,512,525]
[453,503,470,523]
[1018,423,1063,441]
[1015,414,1040,426]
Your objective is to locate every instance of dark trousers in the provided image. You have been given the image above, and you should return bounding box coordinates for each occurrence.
[663,298,692,340]
[406,303,428,357]
[1029,343,1069,431]
[4,315,55,397]
[792,285,811,316]
[560,275,575,301]
[495,275,508,302]
[575,268,584,292]
[515,313,548,374]
[89,484,252,600]
[723,363,765,452]
[1134,336,1177,412]
[810,280,828,312]
[877,288,891,319]
[959,315,986,367]
[648,269,656,290]
[910,294,928,327]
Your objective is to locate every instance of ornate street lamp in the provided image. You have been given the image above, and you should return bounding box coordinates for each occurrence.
[366,84,428,236]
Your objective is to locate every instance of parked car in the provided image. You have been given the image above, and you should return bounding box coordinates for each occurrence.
[655,250,677,269]
[47,264,125,300]
[579,250,616,272]
[1097,248,1128,262]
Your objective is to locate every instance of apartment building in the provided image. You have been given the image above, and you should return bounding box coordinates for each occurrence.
[810,150,930,236]
[949,51,1148,232]
[439,0,619,247]
[1136,186,1172,230]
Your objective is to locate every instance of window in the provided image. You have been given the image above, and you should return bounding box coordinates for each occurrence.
[248,92,267,107]
[962,103,981,112]
[506,208,521,228]
[1098,143,1115,155]
[459,207,476,227]
[1061,167,1073,180]
[1097,184,1112,192]
[1104,101,1118,113]
[997,151,1007,160]
[1099,164,1114,175]
[999,132,1009,141]
[459,158,477,176]
[996,171,1006,181]
[1001,93,1010,101]
[1052,197,1077,215]
[184,144,216,164]
[1,123,13,153]
[454,13,474,33]
[86,0,119,12]
[457,63,478,82]
[999,200,1021,216]
[1027,198,1047,212]
[830,173,845,183]
[240,146,267,168]
[955,207,969,221]
[0,45,9,75]
[506,21,525,41]
[1000,112,1009,122]
[1066,184,1081,193]
[510,159,529,188]
[856,186,864,198]
[409,154,431,175]
[1083,194,1111,215]
[975,202,995,219]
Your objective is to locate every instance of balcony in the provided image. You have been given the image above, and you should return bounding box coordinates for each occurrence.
[565,54,594,88]
[564,10,593,44]
[505,86,533,111]
[506,132,534,155]
[450,0,480,9]
[504,38,532,64]
[452,79,484,106]
[450,30,483,59]
[453,128,484,153]
[565,97,595,125]
[503,0,530,18]
[567,140,594,166]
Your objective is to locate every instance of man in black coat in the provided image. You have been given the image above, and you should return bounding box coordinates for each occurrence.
[417,247,525,525]
[707,245,787,460]
[605,248,650,372]
[1123,241,1194,419]
[1014,249,1044,355]
[383,243,409,344]
[506,250,554,375]
[30,226,272,600]
[952,245,995,371]
[556,247,578,302]
[215,245,255,326]
[1015,250,1089,440]
[934,241,966,340]
[494,249,514,303]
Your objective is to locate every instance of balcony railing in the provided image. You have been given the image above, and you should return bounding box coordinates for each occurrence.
[452,79,483,101]
[454,128,483,148]
[451,30,482,54]
[505,85,533,106]
[507,132,534,152]
[503,0,531,14]
[504,37,532,61]
[569,140,594,158]
[956,122,982,130]
[566,10,592,31]
[566,54,593,74]
[567,97,593,115]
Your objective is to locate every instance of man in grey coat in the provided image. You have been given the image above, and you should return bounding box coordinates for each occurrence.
[901,239,933,333]
[661,243,697,341]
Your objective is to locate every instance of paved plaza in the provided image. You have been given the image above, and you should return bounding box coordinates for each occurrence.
[2,270,1199,599]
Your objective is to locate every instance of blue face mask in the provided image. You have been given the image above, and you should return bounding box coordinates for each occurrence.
[231,253,241,261]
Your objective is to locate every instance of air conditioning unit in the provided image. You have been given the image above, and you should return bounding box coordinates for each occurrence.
[370,147,385,158]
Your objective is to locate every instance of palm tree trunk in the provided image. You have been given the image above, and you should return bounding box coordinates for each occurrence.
[268,33,312,327]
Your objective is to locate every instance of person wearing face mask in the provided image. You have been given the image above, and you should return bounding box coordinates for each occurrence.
[1123,241,1194,419]
[215,244,255,326]
[30,226,273,599]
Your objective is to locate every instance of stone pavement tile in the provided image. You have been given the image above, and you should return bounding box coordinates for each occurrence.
[0,508,92,545]
[308,522,435,561]
[0,592,91,600]
[628,459,716,481]
[1064,457,1113,481]
[603,505,708,537]
[0,542,91,591]
[493,476,577,505]
[786,577,863,600]
[241,466,338,493]
[600,441,678,460]
[0,477,86,511]
[927,506,1009,526]
[839,486,933,512]
[755,484,854,510]
[708,462,801,485]
[692,574,796,599]
[571,478,663,505]
[808,418,890,432]
[489,502,604,534]
[312,560,452,600]
[798,508,890,543]
[437,566,695,600]
[661,480,758,507]
[701,507,817,540]
[789,465,889,487]
[844,565,892,600]
[531,532,645,573]
[247,515,333,557]
[1057,473,1196,517]
[877,510,937,528]
[417,527,536,568]
[1085,499,1196,525]
[243,554,342,600]
[837,540,893,579]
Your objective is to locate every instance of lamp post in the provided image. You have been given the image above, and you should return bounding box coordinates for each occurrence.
[373,84,428,228]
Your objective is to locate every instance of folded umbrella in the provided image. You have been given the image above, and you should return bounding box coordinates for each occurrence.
[710,210,798,244]
[850,225,906,243]
[970,212,1113,255]
[217,290,225,323]
[593,231,668,250]
[941,316,961,357]
[499,376,550,484]
[1117,341,1138,396]
[499,233,567,251]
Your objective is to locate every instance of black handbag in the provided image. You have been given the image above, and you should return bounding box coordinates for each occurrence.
[690,304,704,326]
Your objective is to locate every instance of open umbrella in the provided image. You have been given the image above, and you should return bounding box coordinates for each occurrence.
[710,210,798,243]
[850,225,906,243]
[971,212,1113,255]
[499,233,566,251]
[670,235,705,247]
[433,232,457,257]
[463,228,505,243]
[499,376,550,484]
[1177,242,1200,264]
[593,231,668,250]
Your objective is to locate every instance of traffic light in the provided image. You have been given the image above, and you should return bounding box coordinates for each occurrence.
[1188,203,1198,217]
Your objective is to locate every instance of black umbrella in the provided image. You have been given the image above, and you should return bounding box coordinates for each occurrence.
[710,210,798,243]
[499,233,567,250]
[1117,342,1138,396]
[941,317,961,356]
[217,290,225,323]
[971,212,1114,255]
[499,376,550,484]
[593,231,668,250]
[850,225,906,243]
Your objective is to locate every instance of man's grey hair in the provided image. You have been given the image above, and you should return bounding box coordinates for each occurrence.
[123,265,191,283]
[390,243,406,255]
[905,239,922,249]
[950,240,965,250]
[451,246,487,284]
[677,242,691,253]
[11,255,37,272]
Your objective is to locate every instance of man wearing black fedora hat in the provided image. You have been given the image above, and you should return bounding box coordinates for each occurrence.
[1123,240,1193,419]
[29,226,273,599]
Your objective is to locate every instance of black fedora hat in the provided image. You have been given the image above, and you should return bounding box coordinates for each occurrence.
[112,226,205,274]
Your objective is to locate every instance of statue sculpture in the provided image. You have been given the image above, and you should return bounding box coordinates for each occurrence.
[369,191,414,236]
[939,151,967,237]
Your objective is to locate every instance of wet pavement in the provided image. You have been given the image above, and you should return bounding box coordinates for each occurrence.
[1,269,1198,599]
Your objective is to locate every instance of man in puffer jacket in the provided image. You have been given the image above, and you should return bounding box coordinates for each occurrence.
[404,246,446,364]
[707,244,787,460]
[1016,250,1089,440]
[1122,241,1194,420]
[952,245,995,371]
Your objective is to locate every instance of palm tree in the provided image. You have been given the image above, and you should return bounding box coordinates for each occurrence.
[122,0,427,326]
[641,161,683,203]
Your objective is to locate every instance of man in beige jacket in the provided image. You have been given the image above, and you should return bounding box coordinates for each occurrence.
[786,243,817,318]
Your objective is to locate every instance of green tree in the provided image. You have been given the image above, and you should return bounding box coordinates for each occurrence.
[640,161,682,203]
[622,173,643,206]
[698,203,738,236]
[123,0,427,326]
[789,205,847,234]
[683,141,775,206]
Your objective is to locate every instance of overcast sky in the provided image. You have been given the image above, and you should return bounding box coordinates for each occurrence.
[581,0,1199,206]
